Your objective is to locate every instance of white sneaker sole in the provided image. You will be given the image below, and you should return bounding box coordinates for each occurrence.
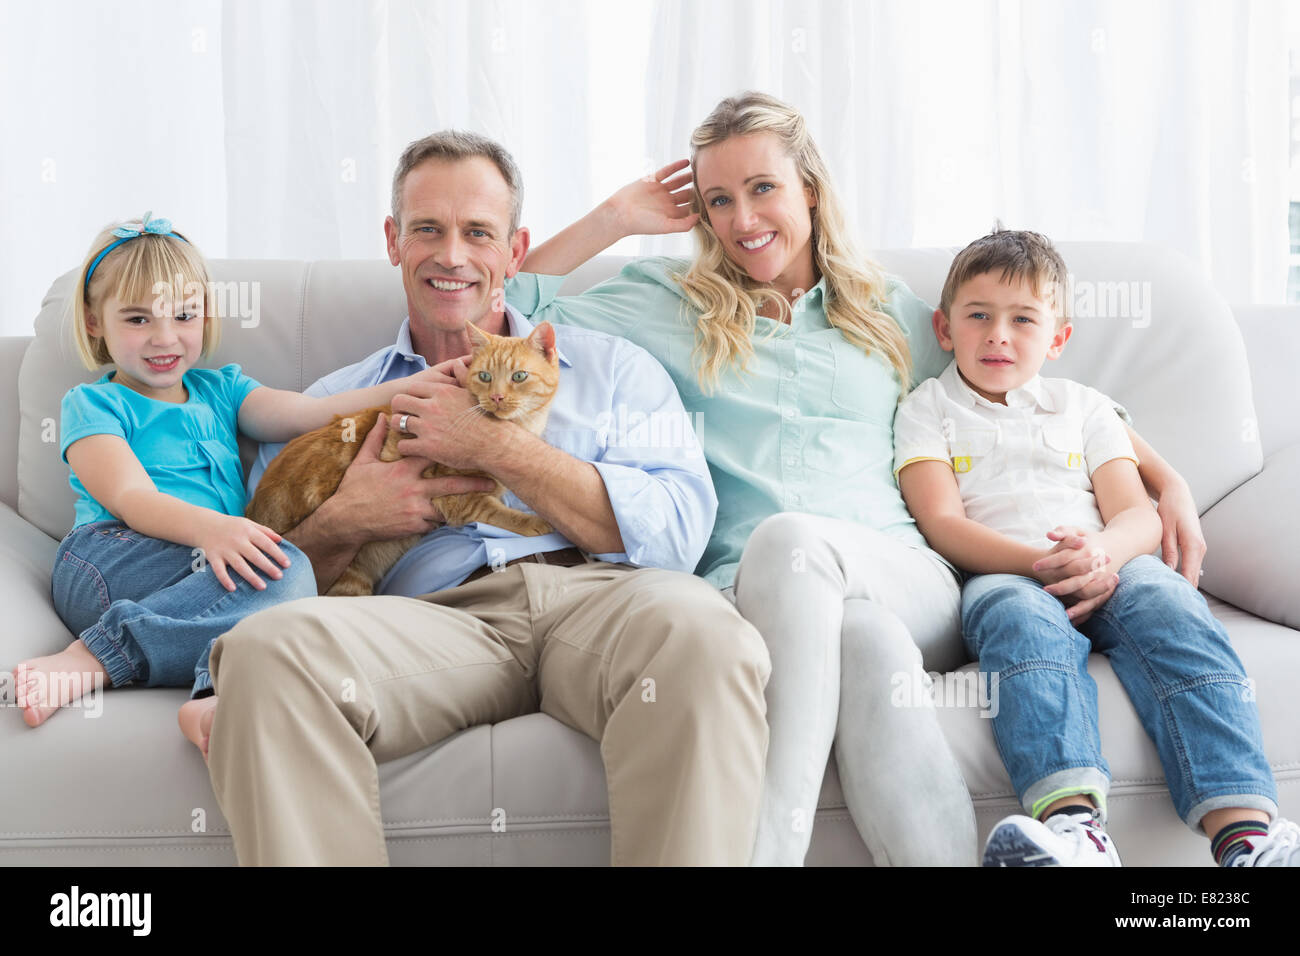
[982,815,1121,867]
[983,820,1065,866]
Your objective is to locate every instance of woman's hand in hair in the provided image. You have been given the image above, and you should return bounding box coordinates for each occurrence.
[603,159,700,238]
[522,160,700,276]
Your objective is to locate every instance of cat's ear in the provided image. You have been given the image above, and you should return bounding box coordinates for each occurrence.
[465,322,491,351]
[527,321,558,364]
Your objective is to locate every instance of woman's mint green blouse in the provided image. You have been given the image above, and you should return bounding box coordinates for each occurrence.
[507,257,953,590]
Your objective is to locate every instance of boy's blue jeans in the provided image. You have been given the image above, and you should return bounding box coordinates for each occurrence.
[962,554,1277,834]
[51,520,317,699]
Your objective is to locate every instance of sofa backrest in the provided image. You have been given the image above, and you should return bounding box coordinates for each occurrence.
[17,244,1261,540]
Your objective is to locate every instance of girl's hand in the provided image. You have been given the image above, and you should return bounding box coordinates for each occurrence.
[193,513,292,592]
[412,354,471,390]
[604,159,700,238]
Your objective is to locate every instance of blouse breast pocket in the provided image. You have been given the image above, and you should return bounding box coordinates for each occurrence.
[828,338,900,424]
[948,428,998,474]
[1041,421,1087,472]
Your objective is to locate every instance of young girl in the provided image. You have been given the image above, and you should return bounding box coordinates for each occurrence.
[14,213,449,755]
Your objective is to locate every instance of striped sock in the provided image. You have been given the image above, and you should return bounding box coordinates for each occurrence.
[1211,821,1269,867]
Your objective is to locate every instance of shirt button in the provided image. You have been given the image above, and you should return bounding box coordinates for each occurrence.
[787,458,798,467]
[784,407,796,420]
[785,369,796,379]
[792,494,802,504]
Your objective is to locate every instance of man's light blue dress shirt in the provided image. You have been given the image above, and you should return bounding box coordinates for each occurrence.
[247,303,716,597]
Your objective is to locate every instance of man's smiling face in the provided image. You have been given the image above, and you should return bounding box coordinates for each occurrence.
[385,156,528,340]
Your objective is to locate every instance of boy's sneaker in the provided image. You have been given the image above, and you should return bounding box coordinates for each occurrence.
[1226,818,1300,867]
[982,808,1121,867]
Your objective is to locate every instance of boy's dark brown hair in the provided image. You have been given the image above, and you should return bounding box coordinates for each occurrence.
[939,228,1070,326]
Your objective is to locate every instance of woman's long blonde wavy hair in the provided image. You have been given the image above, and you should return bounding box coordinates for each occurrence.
[676,91,912,394]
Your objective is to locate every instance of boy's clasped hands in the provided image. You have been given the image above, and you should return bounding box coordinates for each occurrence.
[1031,525,1121,624]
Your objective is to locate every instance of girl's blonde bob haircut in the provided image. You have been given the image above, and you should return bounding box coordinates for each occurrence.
[676,91,912,394]
[71,222,218,371]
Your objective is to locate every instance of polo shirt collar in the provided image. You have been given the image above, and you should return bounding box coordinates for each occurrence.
[941,359,1055,412]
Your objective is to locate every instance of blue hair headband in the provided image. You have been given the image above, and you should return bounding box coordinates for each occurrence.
[83,211,189,294]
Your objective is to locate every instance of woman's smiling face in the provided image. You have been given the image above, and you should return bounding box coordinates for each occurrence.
[694,132,818,298]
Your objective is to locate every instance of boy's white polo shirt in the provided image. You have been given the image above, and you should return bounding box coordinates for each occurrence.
[893,359,1139,549]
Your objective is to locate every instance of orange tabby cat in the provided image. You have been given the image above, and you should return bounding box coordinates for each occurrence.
[247,321,561,596]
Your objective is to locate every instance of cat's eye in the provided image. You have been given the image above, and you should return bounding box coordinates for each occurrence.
[478,371,492,383]
[511,371,528,383]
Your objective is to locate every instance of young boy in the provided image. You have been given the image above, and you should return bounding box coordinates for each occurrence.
[893,229,1297,867]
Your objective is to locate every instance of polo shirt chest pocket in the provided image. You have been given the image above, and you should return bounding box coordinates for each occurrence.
[948,428,997,474]
[1041,421,1087,471]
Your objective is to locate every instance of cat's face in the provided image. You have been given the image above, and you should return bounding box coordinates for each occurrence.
[464,321,560,421]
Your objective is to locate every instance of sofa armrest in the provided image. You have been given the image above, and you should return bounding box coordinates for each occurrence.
[0,501,72,665]
[1231,304,1300,459]
[0,337,30,512]
[1198,443,1300,630]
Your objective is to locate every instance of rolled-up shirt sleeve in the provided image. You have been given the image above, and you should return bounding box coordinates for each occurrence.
[892,379,951,478]
[587,337,717,573]
[505,272,569,318]
[1080,384,1140,475]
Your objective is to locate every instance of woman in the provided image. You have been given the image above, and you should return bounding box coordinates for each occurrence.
[507,91,1206,865]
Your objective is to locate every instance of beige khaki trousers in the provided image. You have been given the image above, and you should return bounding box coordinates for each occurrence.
[206,562,771,866]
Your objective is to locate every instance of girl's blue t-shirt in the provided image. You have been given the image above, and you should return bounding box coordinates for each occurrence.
[60,364,261,530]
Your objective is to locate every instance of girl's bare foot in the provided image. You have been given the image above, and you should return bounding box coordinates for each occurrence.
[178,695,219,762]
[12,640,108,727]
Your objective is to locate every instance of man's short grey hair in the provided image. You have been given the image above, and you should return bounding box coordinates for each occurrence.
[390,130,524,234]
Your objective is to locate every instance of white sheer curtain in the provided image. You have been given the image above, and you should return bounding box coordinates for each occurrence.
[643,0,1290,302]
[0,0,1290,336]
[0,0,230,337]
[0,0,642,335]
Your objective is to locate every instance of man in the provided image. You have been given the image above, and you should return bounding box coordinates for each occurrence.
[205,131,771,866]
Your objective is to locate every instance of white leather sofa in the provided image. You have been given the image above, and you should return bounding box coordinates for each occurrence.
[2,243,1296,865]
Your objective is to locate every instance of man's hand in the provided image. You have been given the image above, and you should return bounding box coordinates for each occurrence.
[1155,478,1207,587]
[1031,526,1119,625]
[390,381,500,472]
[329,411,495,544]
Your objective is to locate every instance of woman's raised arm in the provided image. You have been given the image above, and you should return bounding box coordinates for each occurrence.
[521,160,699,276]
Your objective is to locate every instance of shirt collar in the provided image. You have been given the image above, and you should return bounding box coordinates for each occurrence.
[384,303,572,374]
[503,303,572,368]
[940,359,1055,413]
[791,276,826,314]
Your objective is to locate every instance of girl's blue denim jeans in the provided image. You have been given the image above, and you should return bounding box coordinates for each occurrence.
[962,554,1277,834]
[51,520,317,699]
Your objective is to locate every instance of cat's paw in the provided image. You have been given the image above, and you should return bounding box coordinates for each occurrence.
[518,514,554,536]
[325,573,376,597]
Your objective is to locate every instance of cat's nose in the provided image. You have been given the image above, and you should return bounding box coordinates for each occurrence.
[491,393,504,404]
